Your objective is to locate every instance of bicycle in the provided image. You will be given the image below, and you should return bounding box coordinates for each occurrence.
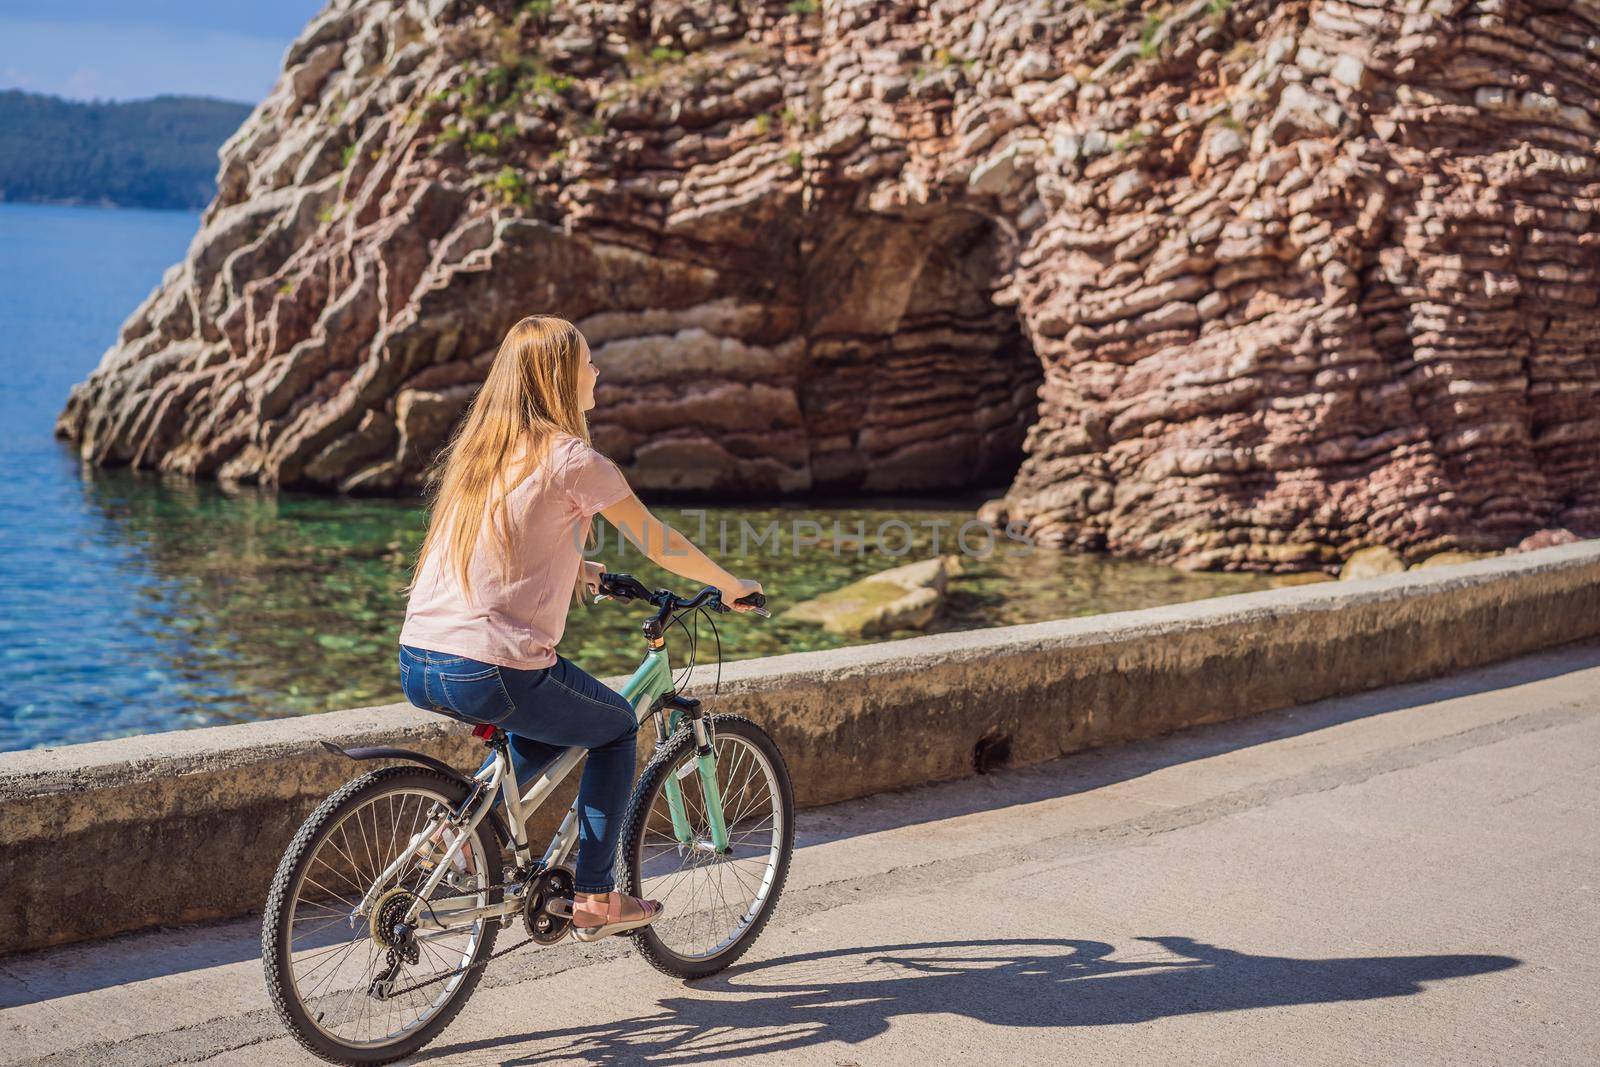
[260,575,794,1065]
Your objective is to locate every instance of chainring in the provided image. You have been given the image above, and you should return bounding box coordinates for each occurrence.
[522,866,576,945]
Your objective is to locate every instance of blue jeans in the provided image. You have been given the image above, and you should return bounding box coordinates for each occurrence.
[397,643,638,893]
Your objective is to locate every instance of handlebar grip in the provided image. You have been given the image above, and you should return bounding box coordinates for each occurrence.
[598,572,652,602]
[733,592,766,610]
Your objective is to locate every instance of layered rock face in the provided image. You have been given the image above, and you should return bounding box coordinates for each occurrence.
[56,0,1600,570]
[999,0,1600,569]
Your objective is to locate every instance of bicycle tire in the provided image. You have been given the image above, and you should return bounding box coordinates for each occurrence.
[261,766,502,1065]
[617,714,795,980]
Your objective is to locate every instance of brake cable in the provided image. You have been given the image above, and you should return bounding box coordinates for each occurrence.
[667,607,698,691]
[665,597,726,696]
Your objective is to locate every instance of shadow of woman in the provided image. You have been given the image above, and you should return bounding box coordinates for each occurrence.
[429,936,1518,1064]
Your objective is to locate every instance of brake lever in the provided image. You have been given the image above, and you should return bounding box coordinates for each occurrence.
[727,593,771,619]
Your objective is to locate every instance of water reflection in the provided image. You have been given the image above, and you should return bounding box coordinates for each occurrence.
[0,468,1272,751]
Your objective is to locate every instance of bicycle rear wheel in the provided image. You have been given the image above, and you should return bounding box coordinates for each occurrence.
[618,714,795,979]
[261,766,501,1065]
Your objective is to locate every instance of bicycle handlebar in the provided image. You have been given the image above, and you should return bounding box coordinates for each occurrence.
[596,572,769,618]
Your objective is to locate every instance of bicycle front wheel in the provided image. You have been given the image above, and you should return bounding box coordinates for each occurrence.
[618,714,795,979]
[260,766,502,1066]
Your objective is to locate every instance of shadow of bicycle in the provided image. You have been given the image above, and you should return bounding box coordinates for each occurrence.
[429,936,1518,1064]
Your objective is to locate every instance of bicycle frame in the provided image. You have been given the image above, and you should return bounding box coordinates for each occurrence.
[376,642,730,934]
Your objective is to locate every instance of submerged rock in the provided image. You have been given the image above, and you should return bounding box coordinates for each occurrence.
[1510,529,1582,554]
[1268,571,1335,588]
[1411,551,1494,570]
[786,556,960,638]
[1339,546,1404,582]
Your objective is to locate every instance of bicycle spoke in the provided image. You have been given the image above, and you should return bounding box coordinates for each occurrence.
[300,873,360,912]
[281,785,490,1050]
[354,803,374,883]
[309,851,367,899]
[636,731,785,961]
[337,824,368,889]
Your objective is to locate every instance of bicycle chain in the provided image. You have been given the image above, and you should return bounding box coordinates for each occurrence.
[382,930,538,999]
[374,869,543,1000]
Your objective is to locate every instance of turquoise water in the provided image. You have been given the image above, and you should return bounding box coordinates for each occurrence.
[1,202,224,750]
[0,202,1277,752]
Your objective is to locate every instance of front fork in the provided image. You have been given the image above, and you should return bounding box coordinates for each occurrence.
[658,694,730,853]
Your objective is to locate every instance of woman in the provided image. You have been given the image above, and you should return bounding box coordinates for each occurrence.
[396,314,763,941]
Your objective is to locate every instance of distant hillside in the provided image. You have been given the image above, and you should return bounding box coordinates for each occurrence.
[0,90,251,210]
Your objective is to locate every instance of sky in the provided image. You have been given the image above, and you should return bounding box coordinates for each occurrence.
[0,1,332,104]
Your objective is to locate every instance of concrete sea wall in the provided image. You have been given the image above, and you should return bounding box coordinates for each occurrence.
[3,540,1598,955]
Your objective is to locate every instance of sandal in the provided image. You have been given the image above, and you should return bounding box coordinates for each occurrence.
[570,892,665,942]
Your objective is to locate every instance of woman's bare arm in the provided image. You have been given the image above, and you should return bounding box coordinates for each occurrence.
[599,491,759,601]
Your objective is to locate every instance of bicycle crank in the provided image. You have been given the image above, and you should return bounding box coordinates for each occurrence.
[523,865,576,945]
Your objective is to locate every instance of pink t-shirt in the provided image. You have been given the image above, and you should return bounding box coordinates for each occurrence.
[398,433,633,670]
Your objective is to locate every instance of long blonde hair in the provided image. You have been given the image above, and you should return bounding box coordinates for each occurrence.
[407,315,591,603]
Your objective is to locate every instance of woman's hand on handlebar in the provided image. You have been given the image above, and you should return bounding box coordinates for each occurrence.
[595,570,766,616]
[723,577,764,612]
[575,560,605,605]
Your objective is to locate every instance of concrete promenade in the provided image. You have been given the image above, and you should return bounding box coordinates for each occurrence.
[4,638,1596,1065]
[6,540,1598,956]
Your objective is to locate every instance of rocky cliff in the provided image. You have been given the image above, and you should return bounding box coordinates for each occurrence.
[56,0,1600,570]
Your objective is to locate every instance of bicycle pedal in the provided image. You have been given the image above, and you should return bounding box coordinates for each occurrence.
[544,897,572,918]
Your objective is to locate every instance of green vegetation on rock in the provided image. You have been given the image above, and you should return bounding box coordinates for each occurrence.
[1139,9,1170,59]
[491,165,534,208]
[431,50,574,166]
[1112,126,1150,151]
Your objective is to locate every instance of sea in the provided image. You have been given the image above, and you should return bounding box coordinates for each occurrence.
[0,200,1273,751]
